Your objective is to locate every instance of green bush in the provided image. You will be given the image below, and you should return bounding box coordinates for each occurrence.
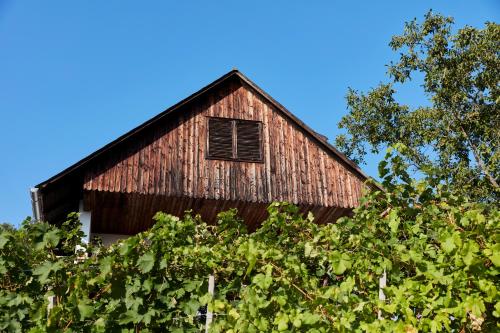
[1,152,499,332]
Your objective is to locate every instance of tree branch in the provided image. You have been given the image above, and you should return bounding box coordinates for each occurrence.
[458,123,499,188]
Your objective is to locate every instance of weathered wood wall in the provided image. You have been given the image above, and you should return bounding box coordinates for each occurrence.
[83,79,366,214]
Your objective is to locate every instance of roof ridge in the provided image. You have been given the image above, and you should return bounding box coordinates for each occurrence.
[36,70,376,189]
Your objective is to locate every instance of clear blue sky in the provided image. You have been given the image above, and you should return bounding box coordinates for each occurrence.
[0,1,498,225]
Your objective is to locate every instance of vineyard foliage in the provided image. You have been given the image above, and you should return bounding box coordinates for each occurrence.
[1,149,499,332]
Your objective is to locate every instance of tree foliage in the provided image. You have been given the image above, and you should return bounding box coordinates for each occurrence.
[335,11,499,201]
[1,150,499,332]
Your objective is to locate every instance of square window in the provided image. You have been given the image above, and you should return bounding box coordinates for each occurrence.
[207,118,262,162]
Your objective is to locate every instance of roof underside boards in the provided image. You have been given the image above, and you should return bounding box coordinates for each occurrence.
[85,190,353,234]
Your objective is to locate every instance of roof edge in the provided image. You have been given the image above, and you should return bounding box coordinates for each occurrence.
[36,69,240,188]
[36,69,379,191]
[233,71,376,185]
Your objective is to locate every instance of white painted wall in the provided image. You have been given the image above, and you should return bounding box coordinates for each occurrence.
[78,201,91,244]
[92,233,130,247]
[77,201,129,247]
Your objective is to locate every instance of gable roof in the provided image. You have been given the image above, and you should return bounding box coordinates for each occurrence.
[36,69,375,190]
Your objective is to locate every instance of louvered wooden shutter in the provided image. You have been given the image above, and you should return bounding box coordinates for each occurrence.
[208,118,234,159]
[236,120,262,161]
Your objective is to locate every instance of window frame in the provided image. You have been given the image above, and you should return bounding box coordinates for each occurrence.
[206,116,264,163]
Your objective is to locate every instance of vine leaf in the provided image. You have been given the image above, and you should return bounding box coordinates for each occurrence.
[137,252,155,273]
[388,210,400,233]
[78,302,94,320]
[32,260,63,284]
[329,251,352,275]
[442,238,455,253]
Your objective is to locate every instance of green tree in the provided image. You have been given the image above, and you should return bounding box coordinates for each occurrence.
[335,11,499,201]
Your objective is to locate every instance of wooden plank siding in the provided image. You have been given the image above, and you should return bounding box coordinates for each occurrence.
[80,79,366,233]
[36,71,374,233]
[83,80,365,207]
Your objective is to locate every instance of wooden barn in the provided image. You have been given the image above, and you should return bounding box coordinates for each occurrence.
[31,70,374,245]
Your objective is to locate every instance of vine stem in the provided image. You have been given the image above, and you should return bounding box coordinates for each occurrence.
[267,262,336,323]
[63,319,73,332]
[92,283,112,300]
